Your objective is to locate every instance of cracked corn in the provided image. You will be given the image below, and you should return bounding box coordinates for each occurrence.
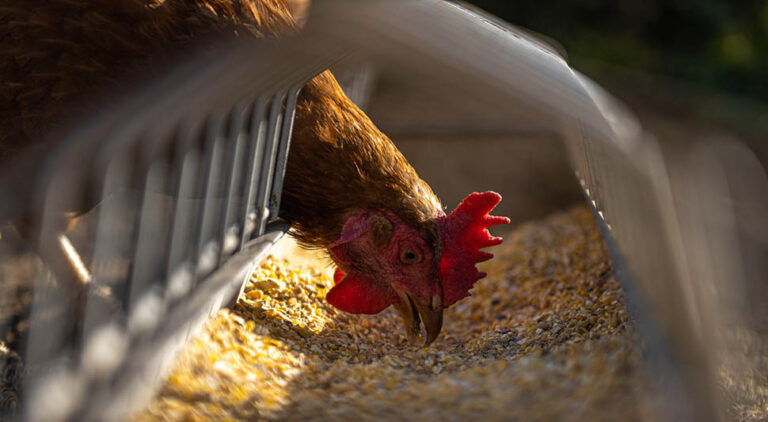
[134,206,652,421]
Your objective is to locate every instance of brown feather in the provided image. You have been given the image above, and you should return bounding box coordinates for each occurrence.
[282,71,443,249]
[0,0,298,163]
[0,0,442,251]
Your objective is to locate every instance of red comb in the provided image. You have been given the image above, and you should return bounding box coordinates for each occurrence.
[438,191,510,307]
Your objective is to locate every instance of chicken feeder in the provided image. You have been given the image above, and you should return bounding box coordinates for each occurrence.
[0,1,765,421]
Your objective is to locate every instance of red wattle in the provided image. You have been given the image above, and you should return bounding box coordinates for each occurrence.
[326,273,397,315]
[333,268,345,285]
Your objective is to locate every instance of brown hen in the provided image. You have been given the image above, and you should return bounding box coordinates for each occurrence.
[0,0,508,349]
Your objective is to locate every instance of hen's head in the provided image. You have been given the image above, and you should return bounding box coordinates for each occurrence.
[327,191,509,345]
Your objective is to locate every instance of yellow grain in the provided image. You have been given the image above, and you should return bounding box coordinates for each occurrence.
[134,206,654,421]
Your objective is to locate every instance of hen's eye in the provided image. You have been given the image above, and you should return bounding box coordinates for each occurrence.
[399,246,422,264]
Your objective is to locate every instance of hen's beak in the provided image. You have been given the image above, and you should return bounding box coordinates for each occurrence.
[392,285,443,346]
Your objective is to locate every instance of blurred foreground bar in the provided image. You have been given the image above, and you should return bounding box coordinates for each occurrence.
[0,1,765,420]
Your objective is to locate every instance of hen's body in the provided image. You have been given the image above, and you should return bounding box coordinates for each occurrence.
[0,0,296,162]
[0,0,453,413]
[0,0,442,246]
[0,0,508,365]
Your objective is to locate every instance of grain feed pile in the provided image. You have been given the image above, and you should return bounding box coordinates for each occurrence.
[134,205,657,421]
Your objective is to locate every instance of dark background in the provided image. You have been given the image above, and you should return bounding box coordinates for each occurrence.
[460,0,768,143]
